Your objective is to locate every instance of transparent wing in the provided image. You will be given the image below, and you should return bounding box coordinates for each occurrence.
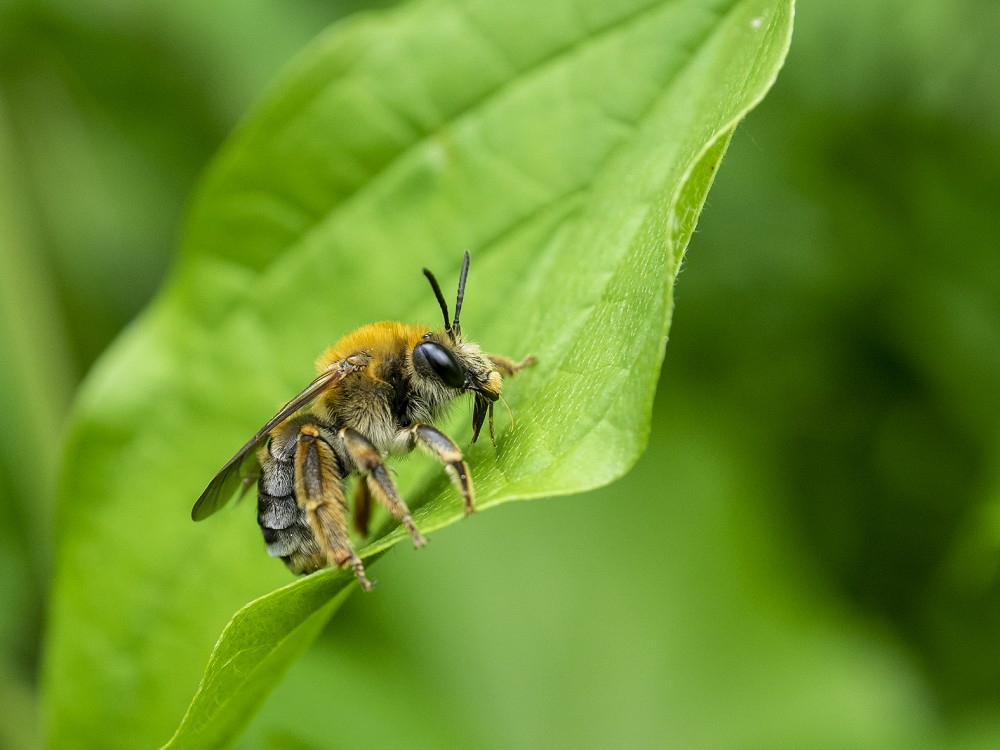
[191,362,355,521]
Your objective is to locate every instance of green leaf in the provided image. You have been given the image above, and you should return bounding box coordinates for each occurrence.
[41,0,793,747]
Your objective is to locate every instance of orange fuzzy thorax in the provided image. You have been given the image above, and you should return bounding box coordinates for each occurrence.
[314,321,429,373]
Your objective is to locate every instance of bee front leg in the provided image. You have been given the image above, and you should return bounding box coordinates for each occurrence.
[339,427,427,548]
[295,424,374,591]
[409,424,475,515]
[488,353,536,376]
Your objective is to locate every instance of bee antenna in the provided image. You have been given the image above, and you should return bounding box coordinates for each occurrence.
[452,250,471,340]
[422,267,452,335]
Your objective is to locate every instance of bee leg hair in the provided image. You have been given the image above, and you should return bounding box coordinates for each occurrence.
[339,427,427,548]
[295,424,374,591]
[410,424,475,515]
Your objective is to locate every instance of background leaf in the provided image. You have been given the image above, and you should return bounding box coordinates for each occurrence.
[40,0,792,747]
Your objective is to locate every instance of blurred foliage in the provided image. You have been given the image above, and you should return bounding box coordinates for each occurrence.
[678,0,1000,718]
[1,0,999,748]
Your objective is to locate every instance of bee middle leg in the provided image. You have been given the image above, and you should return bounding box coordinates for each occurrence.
[352,478,372,537]
[339,427,427,548]
[295,424,374,591]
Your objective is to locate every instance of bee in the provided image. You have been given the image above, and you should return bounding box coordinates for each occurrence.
[191,252,534,590]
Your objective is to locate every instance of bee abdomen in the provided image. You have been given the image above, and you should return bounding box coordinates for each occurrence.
[257,490,323,574]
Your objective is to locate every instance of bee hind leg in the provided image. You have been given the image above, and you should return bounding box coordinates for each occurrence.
[309,502,374,591]
[410,424,475,515]
[295,424,375,591]
[339,427,427,548]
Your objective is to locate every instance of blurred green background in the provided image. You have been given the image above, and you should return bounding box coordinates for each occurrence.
[2,1,999,748]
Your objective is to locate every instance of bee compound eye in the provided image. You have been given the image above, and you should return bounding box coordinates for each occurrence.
[412,341,466,389]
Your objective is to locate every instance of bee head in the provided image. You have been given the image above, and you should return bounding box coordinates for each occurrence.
[412,333,501,396]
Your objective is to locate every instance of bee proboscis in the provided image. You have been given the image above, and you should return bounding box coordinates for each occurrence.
[192,252,534,590]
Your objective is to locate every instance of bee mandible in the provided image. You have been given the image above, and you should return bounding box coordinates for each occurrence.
[191,252,534,590]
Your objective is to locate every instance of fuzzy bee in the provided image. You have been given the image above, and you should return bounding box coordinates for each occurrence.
[191,252,534,590]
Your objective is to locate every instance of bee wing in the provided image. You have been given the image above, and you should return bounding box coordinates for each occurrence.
[191,364,352,521]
